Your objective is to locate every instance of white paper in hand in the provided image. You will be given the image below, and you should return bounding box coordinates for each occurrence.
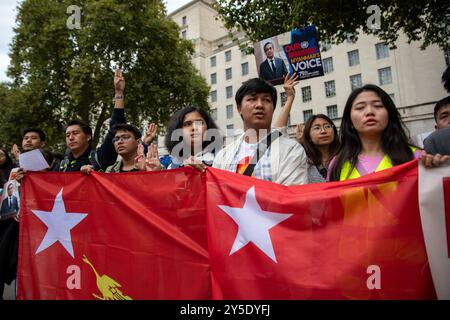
[19,149,50,171]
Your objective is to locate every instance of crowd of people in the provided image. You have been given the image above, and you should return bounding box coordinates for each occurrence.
[0,65,449,299]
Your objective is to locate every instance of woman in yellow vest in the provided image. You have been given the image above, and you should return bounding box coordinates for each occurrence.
[328,84,447,181]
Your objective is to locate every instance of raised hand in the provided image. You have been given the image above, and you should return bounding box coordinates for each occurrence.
[274,73,300,128]
[114,67,125,95]
[142,123,158,145]
[134,143,146,171]
[145,144,162,171]
[296,123,305,143]
[11,144,20,161]
[283,73,299,98]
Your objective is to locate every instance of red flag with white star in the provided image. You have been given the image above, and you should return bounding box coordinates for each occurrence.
[17,162,449,299]
[17,169,210,300]
[206,161,440,299]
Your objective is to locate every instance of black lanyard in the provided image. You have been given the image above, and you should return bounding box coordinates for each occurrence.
[242,130,281,177]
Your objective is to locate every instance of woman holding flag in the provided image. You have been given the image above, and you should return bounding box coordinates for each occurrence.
[328,84,449,181]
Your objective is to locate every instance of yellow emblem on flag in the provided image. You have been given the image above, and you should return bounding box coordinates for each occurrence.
[82,255,132,300]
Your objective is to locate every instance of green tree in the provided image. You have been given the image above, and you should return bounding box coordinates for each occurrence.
[0,83,64,151]
[216,0,450,50]
[5,0,210,149]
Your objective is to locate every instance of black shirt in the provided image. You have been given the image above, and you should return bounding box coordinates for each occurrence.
[58,108,126,172]
[424,127,450,156]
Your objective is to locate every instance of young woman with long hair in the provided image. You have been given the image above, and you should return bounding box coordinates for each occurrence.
[329,84,448,181]
[164,106,221,169]
[301,114,339,182]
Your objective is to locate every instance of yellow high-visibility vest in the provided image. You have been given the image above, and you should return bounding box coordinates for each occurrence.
[339,147,417,181]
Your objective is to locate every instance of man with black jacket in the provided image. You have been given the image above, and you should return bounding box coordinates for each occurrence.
[57,68,126,172]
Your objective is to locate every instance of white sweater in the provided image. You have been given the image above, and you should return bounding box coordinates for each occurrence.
[212,131,308,186]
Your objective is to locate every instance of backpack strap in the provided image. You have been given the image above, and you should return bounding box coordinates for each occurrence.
[88,150,101,171]
[59,157,70,172]
[242,130,281,177]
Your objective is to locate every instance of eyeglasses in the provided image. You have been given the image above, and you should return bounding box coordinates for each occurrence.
[112,135,133,143]
[311,124,334,132]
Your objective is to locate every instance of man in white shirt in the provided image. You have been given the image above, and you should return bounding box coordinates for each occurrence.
[213,78,308,186]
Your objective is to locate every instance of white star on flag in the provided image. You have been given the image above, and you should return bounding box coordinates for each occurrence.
[32,188,87,258]
[218,186,293,263]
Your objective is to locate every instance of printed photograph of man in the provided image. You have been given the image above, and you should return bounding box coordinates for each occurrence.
[0,183,19,218]
[259,41,288,84]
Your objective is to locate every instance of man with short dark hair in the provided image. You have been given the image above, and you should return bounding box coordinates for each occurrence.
[424,67,450,155]
[58,68,126,171]
[213,78,308,186]
[22,127,46,151]
[81,122,161,173]
[106,124,143,172]
[259,42,288,82]
[432,96,450,130]
[11,127,46,162]
[106,124,142,172]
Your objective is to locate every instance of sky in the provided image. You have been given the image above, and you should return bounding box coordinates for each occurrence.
[0,0,192,82]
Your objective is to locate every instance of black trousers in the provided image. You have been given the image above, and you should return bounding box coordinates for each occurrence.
[0,219,19,300]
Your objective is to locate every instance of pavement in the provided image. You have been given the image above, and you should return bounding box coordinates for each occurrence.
[3,280,16,300]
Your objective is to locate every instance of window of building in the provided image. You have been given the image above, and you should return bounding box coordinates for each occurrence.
[210,73,217,85]
[226,104,233,119]
[226,124,234,136]
[378,67,392,85]
[347,49,360,66]
[241,62,249,76]
[375,42,389,59]
[211,90,217,102]
[210,56,216,67]
[327,105,338,119]
[182,16,187,26]
[225,50,232,62]
[181,31,187,40]
[321,41,331,52]
[280,92,287,107]
[324,80,336,97]
[323,57,333,73]
[303,109,313,122]
[211,108,217,121]
[226,86,233,99]
[302,86,312,102]
[350,74,362,91]
[226,67,232,80]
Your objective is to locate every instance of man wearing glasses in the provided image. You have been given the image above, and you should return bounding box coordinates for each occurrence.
[106,124,145,172]
[81,123,162,173]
